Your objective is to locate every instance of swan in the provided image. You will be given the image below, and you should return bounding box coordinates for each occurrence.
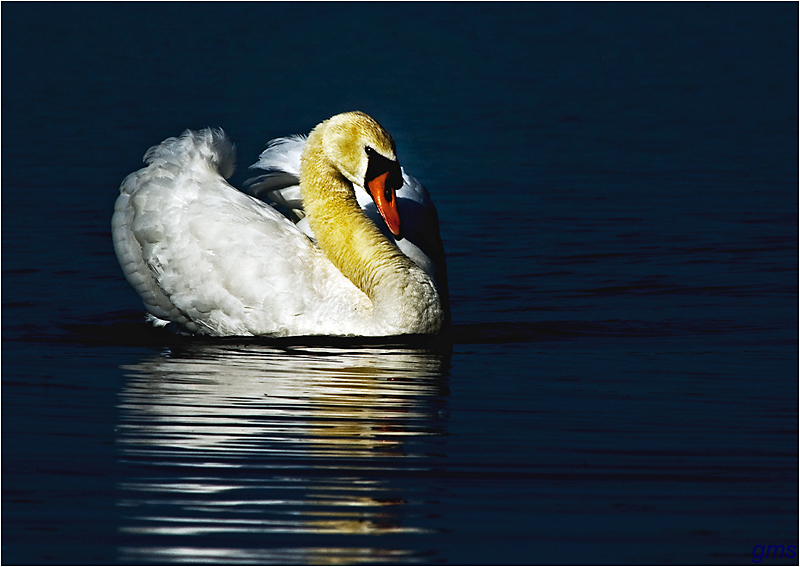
[112,111,448,337]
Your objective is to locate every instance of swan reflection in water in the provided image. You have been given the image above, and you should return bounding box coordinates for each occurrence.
[116,342,450,564]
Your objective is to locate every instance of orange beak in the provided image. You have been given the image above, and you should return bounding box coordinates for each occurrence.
[367,171,403,238]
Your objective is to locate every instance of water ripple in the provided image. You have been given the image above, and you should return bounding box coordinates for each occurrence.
[116,344,449,564]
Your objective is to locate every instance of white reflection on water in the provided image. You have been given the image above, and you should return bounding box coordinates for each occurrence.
[116,343,449,564]
[120,546,417,565]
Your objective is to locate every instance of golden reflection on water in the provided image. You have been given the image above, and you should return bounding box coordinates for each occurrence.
[116,343,449,564]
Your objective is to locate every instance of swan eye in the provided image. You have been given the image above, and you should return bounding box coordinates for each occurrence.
[365,146,376,157]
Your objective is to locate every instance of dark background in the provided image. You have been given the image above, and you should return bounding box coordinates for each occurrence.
[3,3,797,564]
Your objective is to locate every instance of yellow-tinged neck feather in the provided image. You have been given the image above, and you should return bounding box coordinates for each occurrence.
[299,117,443,334]
[300,124,412,296]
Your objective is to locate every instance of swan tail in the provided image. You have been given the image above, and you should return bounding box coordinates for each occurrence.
[142,127,236,181]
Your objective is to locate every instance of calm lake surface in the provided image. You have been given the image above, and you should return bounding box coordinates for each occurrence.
[2,3,797,565]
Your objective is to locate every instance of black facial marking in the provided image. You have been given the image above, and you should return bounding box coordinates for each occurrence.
[364,146,403,191]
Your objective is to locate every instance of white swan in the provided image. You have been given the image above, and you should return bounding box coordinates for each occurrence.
[112,112,448,337]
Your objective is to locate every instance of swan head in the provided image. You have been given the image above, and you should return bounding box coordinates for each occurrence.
[319,111,405,238]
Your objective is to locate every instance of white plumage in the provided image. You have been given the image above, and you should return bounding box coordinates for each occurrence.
[112,113,448,337]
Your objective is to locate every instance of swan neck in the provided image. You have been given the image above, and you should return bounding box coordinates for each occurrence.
[299,130,405,295]
[299,129,442,334]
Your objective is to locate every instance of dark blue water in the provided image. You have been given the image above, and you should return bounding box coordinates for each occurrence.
[3,3,797,565]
